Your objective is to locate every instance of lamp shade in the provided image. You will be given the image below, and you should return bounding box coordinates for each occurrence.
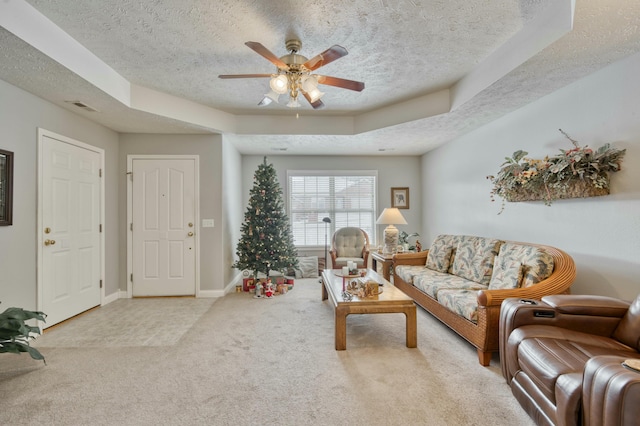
[376,208,407,225]
[270,75,288,94]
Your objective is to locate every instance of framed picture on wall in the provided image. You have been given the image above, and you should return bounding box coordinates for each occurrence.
[391,187,409,209]
[0,148,14,226]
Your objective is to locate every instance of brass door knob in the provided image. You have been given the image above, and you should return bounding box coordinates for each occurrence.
[188,232,194,237]
[44,239,56,246]
[188,222,193,227]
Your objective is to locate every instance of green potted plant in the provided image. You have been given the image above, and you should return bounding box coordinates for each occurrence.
[398,231,420,251]
[0,304,47,363]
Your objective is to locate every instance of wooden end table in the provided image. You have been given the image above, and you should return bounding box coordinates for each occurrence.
[321,268,417,350]
[371,251,394,281]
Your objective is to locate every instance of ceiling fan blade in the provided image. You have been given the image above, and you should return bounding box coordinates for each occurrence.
[218,74,272,79]
[245,41,289,70]
[303,45,348,71]
[302,92,325,110]
[316,75,365,92]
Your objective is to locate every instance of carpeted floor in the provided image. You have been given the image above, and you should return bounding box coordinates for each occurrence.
[0,279,533,426]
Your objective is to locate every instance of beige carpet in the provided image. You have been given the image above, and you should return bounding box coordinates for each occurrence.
[0,279,533,426]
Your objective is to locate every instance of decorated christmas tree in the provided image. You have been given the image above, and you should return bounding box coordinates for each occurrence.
[233,157,298,278]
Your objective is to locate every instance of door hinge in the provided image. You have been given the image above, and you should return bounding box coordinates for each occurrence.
[99,168,102,177]
[99,224,103,233]
[130,273,133,282]
[100,279,103,289]
[127,171,133,181]
[130,223,133,231]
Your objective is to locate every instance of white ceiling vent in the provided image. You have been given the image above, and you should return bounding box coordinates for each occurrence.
[64,100,99,112]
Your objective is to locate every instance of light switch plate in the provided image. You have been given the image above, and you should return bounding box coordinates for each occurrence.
[202,219,214,228]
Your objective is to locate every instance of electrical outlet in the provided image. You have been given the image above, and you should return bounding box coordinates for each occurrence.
[202,219,214,228]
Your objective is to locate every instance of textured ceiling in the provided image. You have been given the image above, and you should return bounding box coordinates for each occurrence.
[1,0,640,155]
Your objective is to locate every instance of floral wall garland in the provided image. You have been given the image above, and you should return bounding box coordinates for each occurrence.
[487,129,626,213]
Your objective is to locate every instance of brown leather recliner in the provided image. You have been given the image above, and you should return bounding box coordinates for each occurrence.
[500,294,640,426]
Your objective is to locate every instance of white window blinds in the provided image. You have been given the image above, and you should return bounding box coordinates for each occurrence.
[287,170,377,247]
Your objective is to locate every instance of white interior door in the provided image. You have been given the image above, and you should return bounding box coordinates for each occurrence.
[132,158,196,296]
[40,133,102,327]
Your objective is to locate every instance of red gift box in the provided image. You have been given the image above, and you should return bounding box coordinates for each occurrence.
[242,278,256,292]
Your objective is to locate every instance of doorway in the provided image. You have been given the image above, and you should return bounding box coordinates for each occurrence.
[127,155,199,297]
[37,129,104,328]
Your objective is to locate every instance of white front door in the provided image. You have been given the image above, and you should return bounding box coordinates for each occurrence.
[39,132,102,327]
[131,158,196,296]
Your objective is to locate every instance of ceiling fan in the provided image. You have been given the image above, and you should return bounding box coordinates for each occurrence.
[218,39,365,109]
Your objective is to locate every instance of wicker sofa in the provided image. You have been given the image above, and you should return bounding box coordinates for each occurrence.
[392,234,576,366]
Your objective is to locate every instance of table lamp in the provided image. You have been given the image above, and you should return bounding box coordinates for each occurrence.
[376,207,407,254]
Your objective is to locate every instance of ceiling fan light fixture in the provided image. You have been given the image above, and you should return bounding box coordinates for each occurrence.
[287,97,301,108]
[301,74,319,92]
[219,39,364,109]
[264,90,280,103]
[259,91,282,106]
[307,88,325,103]
[270,75,288,94]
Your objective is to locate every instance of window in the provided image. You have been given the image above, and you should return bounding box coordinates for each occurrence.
[287,170,377,247]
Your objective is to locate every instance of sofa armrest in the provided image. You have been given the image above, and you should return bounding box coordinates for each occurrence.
[500,296,628,339]
[583,355,640,426]
[478,245,576,308]
[393,250,429,266]
[542,294,630,317]
[329,249,337,269]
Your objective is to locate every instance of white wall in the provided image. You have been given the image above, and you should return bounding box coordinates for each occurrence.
[240,155,423,261]
[421,52,640,301]
[0,79,120,310]
[222,138,243,286]
[118,134,226,292]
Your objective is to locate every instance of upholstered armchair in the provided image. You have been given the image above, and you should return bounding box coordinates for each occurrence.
[500,293,640,426]
[329,227,370,269]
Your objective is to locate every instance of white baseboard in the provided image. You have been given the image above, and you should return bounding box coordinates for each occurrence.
[198,289,224,298]
[104,284,234,300]
[103,290,126,305]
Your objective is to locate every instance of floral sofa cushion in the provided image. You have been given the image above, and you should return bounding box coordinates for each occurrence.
[488,262,525,290]
[451,236,503,285]
[437,289,480,322]
[394,265,427,284]
[425,234,461,272]
[489,242,555,289]
[413,269,487,298]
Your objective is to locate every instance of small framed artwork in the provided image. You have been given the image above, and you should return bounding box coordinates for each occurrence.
[391,187,409,209]
[0,149,13,226]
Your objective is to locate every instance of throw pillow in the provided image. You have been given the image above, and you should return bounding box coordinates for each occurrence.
[425,234,459,273]
[489,262,525,290]
[296,256,318,278]
[451,236,503,285]
[494,242,554,288]
[426,246,454,273]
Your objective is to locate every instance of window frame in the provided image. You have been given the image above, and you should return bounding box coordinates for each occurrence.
[286,170,378,248]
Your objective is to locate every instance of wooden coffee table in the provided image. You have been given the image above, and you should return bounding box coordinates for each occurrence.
[321,268,417,350]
